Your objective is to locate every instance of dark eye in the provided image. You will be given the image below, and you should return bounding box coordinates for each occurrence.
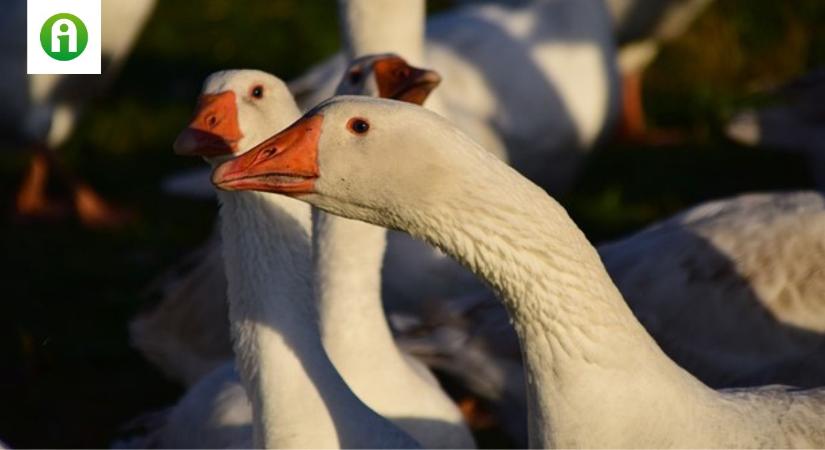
[347,117,370,135]
[348,69,363,84]
[251,85,264,99]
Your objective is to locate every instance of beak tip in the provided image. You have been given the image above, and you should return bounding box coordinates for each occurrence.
[173,128,236,157]
[210,164,227,187]
[172,141,189,156]
[172,129,200,156]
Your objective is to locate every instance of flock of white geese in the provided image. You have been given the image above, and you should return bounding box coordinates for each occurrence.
[5,0,825,448]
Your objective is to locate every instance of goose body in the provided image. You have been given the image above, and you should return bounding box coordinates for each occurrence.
[214,96,825,448]
[134,363,252,449]
[601,191,825,386]
[130,230,232,386]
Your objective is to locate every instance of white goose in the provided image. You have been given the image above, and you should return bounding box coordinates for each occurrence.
[170,71,417,448]
[214,96,825,448]
[131,232,232,385]
[1,0,155,227]
[134,64,471,448]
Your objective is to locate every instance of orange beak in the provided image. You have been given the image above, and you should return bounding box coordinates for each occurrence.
[174,91,243,156]
[211,114,322,195]
[374,56,442,106]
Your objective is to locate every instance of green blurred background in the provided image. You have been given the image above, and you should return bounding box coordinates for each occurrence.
[0,0,823,447]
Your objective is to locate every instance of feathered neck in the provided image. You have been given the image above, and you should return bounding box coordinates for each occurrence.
[217,190,317,446]
[312,210,404,366]
[373,141,715,447]
[216,190,415,448]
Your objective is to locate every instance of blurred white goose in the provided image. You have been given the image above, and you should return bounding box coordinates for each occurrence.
[726,68,825,187]
[131,233,232,385]
[600,191,825,384]
[132,64,474,448]
[214,96,825,448]
[0,0,154,227]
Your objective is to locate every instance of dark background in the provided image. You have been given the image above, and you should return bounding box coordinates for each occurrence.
[0,0,824,447]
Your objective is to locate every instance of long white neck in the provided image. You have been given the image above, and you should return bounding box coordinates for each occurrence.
[383,146,717,448]
[327,0,433,355]
[312,210,405,369]
[217,190,416,448]
[337,0,426,64]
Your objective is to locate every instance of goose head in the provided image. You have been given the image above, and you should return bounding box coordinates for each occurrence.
[173,70,300,165]
[336,53,441,105]
[212,96,480,226]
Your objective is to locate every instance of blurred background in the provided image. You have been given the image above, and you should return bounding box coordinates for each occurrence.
[1,0,824,447]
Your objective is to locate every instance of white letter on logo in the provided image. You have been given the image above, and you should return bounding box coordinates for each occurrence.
[51,18,77,53]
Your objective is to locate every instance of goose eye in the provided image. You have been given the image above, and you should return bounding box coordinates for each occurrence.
[347,118,370,135]
[348,69,363,84]
[251,85,264,99]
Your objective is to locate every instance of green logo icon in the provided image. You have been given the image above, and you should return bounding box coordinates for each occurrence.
[40,13,88,61]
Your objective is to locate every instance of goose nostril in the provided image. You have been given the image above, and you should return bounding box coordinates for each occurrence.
[254,146,279,164]
[206,114,218,128]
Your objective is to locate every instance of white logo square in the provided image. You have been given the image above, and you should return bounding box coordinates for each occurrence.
[27,0,101,74]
